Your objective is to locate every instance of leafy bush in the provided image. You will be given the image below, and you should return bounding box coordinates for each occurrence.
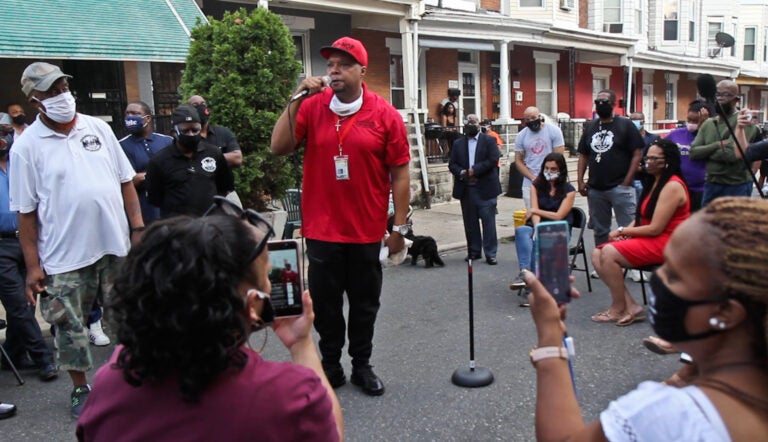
[180,7,302,210]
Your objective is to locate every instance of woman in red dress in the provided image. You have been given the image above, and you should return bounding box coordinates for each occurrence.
[591,138,690,326]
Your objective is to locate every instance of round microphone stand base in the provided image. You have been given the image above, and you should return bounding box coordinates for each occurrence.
[451,366,494,388]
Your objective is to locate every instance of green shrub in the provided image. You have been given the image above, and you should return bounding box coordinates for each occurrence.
[180,7,302,210]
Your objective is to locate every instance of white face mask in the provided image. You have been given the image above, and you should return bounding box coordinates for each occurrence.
[543,171,560,181]
[686,123,698,132]
[38,92,76,123]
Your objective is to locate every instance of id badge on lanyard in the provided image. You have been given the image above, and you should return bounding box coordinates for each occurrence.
[334,113,360,181]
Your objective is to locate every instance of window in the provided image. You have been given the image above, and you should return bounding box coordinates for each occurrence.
[535,63,555,117]
[520,0,543,6]
[292,33,310,78]
[764,27,768,62]
[663,0,679,41]
[708,21,723,56]
[604,0,622,33]
[745,27,757,61]
[635,0,644,35]
[389,55,405,109]
[732,23,738,56]
[665,74,678,120]
[688,1,696,42]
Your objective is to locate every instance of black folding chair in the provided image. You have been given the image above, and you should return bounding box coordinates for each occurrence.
[0,319,24,385]
[623,265,661,305]
[281,189,302,240]
[568,207,592,292]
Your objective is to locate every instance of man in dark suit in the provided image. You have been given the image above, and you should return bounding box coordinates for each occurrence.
[449,114,502,264]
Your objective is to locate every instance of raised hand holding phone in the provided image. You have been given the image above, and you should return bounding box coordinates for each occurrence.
[267,239,305,318]
[535,221,571,304]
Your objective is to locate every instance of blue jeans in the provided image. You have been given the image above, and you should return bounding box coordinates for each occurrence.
[587,185,636,246]
[701,181,753,207]
[515,225,535,272]
[632,179,643,206]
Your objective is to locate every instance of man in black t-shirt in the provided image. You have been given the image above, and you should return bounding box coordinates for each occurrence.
[146,105,234,218]
[577,90,644,247]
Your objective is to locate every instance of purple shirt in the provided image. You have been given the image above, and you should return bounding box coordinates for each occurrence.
[666,127,706,192]
[77,346,338,442]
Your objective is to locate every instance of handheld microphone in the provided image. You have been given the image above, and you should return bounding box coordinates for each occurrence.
[290,75,331,103]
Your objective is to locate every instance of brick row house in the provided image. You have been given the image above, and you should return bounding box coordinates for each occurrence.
[4,0,768,205]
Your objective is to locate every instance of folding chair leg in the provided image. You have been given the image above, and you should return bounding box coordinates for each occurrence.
[582,251,592,292]
[639,271,647,305]
[0,344,24,385]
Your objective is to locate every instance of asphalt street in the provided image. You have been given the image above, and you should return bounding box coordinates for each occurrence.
[0,230,682,441]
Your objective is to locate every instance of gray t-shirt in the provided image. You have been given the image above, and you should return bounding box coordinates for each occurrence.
[514,123,565,186]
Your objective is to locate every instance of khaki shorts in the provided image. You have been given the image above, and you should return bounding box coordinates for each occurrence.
[40,255,120,372]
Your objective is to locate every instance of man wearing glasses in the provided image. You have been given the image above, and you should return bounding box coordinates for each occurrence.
[690,80,760,206]
[145,105,234,218]
[514,106,565,209]
[577,89,644,249]
[9,62,144,418]
[271,37,411,396]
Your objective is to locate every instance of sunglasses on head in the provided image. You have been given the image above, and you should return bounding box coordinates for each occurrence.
[203,196,275,263]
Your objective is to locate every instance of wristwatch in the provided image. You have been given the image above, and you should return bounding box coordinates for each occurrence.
[392,224,410,235]
[529,346,569,366]
[617,226,625,234]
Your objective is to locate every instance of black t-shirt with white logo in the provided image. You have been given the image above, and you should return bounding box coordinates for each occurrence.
[577,116,644,190]
[146,140,234,218]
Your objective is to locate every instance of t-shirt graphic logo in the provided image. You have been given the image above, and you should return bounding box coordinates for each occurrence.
[530,138,547,155]
[201,157,217,173]
[590,130,614,163]
[81,135,102,152]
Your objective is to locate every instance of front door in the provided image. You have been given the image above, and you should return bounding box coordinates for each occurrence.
[63,60,126,135]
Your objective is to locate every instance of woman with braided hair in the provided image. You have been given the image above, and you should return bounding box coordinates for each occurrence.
[76,199,343,441]
[591,138,690,326]
[523,196,768,441]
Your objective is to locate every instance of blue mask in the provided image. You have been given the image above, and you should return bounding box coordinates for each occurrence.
[0,134,12,156]
[124,115,147,134]
[632,120,642,130]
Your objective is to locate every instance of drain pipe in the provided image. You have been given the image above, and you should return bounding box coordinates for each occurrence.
[411,19,431,208]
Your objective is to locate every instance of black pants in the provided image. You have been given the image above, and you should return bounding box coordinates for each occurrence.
[0,238,54,367]
[307,239,382,370]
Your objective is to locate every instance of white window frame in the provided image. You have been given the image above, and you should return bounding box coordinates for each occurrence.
[282,15,315,78]
[663,0,680,42]
[707,20,724,57]
[533,51,560,118]
[603,0,623,33]
[664,73,679,121]
[688,1,696,42]
[520,0,544,7]
[745,27,757,61]
[591,67,612,101]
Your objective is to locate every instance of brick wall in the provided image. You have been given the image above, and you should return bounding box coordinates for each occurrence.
[427,48,459,121]
[480,0,500,12]
[352,29,397,100]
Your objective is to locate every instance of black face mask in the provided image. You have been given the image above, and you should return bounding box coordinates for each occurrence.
[464,124,479,137]
[595,102,614,119]
[526,119,542,132]
[177,134,201,151]
[649,272,728,343]
[11,114,26,126]
[717,102,735,116]
[194,105,209,125]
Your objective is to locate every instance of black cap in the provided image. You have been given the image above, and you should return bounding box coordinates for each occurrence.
[172,105,200,125]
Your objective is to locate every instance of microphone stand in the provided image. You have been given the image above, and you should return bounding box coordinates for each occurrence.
[713,101,765,198]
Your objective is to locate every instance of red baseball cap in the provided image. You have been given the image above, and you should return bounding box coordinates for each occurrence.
[320,37,368,67]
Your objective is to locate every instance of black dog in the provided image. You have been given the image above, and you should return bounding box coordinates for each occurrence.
[404,231,444,268]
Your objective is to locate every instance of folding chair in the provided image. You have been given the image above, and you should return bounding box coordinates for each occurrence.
[281,189,302,240]
[0,319,24,385]
[623,264,661,305]
[568,207,592,292]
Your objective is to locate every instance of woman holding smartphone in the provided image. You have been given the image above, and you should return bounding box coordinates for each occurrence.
[591,139,689,326]
[76,199,343,441]
[523,197,768,440]
[510,152,575,298]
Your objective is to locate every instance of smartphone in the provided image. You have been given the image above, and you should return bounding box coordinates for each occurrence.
[266,240,304,317]
[535,221,571,304]
[748,110,765,123]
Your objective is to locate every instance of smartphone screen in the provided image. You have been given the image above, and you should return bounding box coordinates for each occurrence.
[266,240,304,317]
[535,221,571,304]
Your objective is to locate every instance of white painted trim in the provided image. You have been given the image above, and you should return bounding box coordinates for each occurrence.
[533,50,561,61]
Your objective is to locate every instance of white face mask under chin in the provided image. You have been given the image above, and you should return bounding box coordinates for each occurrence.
[38,92,77,124]
[329,92,363,117]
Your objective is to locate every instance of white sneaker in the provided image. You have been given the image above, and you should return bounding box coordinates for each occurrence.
[88,320,110,346]
[628,269,641,282]
[590,270,600,279]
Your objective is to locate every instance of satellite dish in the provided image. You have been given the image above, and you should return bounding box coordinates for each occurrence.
[715,32,735,48]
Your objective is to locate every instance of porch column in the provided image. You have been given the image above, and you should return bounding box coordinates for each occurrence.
[497,40,513,124]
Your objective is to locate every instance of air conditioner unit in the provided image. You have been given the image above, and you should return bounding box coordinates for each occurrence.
[559,0,574,10]
[603,23,624,33]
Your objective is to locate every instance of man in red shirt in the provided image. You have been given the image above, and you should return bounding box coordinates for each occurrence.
[271,37,411,396]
